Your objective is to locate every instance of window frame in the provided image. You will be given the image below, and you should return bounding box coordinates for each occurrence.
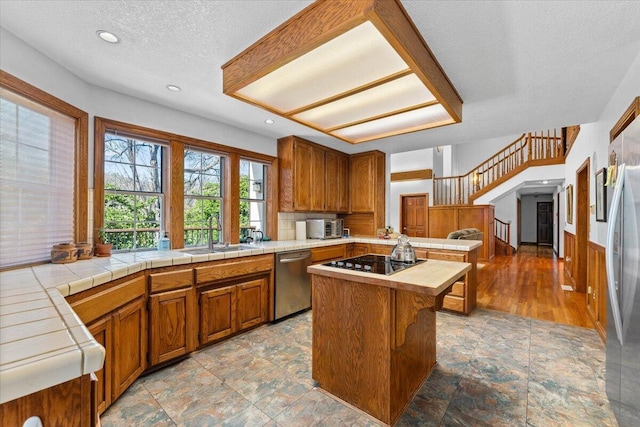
[94,117,277,249]
[0,70,88,269]
[239,158,268,239]
[102,131,169,251]
[183,146,225,247]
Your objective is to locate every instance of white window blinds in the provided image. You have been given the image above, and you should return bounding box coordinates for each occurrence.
[0,88,76,268]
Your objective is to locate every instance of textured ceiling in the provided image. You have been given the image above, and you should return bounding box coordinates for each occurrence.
[1,0,639,155]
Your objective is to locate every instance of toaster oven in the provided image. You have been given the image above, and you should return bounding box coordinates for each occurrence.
[306,219,343,239]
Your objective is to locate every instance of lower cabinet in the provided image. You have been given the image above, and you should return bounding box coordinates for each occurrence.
[237,277,268,330]
[111,297,147,399]
[148,287,197,366]
[67,274,147,414]
[198,275,269,346]
[200,285,237,344]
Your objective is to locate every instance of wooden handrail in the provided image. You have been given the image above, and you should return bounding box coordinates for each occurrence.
[434,129,565,205]
[494,218,511,245]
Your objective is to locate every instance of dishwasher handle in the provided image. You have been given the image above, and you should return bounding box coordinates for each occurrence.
[279,253,310,263]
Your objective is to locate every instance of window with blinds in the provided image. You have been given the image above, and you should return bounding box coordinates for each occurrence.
[0,88,76,268]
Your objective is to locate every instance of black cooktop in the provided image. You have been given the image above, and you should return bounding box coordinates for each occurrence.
[323,254,425,275]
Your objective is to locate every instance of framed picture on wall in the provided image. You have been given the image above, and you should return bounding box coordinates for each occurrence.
[566,184,573,224]
[596,168,607,222]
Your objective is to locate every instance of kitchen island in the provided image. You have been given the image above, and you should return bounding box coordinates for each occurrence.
[308,257,471,426]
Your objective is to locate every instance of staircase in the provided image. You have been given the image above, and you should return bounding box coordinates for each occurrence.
[433,128,579,206]
[494,217,514,256]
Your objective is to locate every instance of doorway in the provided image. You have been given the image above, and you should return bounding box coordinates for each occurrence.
[537,202,553,245]
[575,158,590,293]
[400,194,428,237]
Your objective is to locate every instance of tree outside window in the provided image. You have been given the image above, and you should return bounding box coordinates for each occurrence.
[239,159,266,241]
[184,148,223,246]
[103,133,165,250]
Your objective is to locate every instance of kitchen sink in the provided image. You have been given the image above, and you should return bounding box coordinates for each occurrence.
[181,244,257,255]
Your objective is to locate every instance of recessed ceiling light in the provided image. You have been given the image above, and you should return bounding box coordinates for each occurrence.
[264,119,275,125]
[166,85,181,92]
[96,30,119,44]
[542,180,549,184]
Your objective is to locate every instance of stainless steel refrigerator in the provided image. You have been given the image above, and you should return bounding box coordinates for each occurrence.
[606,115,640,427]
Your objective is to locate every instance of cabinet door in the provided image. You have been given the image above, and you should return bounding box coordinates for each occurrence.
[350,153,375,212]
[149,287,196,366]
[200,286,237,345]
[326,151,349,213]
[237,277,268,331]
[293,141,313,211]
[87,316,112,414]
[310,145,326,211]
[112,296,146,401]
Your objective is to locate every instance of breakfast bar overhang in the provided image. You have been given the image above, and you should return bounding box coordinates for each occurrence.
[308,257,471,425]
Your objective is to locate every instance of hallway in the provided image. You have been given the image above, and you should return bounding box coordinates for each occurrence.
[477,244,593,328]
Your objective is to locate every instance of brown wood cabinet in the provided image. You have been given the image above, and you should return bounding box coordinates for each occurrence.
[148,269,197,366]
[200,285,237,344]
[237,277,269,330]
[278,135,349,213]
[67,274,147,409]
[365,243,478,315]
[310,244,347,263]
[325,150,349,213]
[428,204,495,262]
[343,151,386,236]
[0,374,95,426]
[195,254,273,345]
[87,316,112,414]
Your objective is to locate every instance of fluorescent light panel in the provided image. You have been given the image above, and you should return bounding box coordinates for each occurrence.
[222,0,462,144]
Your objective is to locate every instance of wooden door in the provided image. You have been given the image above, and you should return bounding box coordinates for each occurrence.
[400,194,428,237]
[293,141,313,211]
[237,277,268,331]
[311,145,326,211]
[112,296,146,401]
[149,287,195,366]
[350,153,375,212]
[536,202,553,245]
[575,158,590,293]
[200,285,237,344]
[87,316,112,414]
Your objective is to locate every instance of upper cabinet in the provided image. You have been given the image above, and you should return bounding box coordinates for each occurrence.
[278,136,348,213]
[349,151,384,213]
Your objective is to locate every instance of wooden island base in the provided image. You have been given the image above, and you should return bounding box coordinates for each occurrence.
[311,274,452,425]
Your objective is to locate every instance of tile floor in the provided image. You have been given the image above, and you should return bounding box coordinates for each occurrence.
[101,309,616,426]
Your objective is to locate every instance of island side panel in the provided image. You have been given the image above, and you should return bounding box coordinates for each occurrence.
[390,290,437,423]
[311,274,392,423]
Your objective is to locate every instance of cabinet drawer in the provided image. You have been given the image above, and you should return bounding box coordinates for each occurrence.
[70,275,145,325]
[449,281,465,297]
[149,269,193,293]
[195,254,273,284]
[426,251,466,262]
[311,245,346,263]
[443,295,464,312]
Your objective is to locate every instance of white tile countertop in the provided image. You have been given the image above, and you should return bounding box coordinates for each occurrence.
[0,236,481,404]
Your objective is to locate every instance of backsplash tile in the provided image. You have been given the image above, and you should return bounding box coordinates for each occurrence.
[277,212,337,241]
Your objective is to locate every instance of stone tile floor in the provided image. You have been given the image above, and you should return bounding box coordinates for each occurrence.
[101,309,616,426]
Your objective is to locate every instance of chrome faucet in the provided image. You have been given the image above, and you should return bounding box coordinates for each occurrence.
[208,215,222,250]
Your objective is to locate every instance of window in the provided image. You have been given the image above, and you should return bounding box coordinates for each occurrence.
[184,148,223,246]
[0,72,87,269]
[103,132,166,250]
[239,159,267,241]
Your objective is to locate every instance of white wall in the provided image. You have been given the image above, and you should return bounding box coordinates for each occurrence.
[520,194,553,243]
[451,132,523,175]
[493,192,518,249]
[0,28,277,189]
[388,149,434,231]
[564,50,640,247]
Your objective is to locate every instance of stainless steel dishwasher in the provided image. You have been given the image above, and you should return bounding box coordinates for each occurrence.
[274,250,311,321]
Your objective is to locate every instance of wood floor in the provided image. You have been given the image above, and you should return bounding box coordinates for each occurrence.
[477,244,593,328]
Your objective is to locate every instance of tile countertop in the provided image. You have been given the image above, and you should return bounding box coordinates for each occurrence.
[0,236,481,404]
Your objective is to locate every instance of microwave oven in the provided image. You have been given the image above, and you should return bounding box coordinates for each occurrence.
[306,219,344,239]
